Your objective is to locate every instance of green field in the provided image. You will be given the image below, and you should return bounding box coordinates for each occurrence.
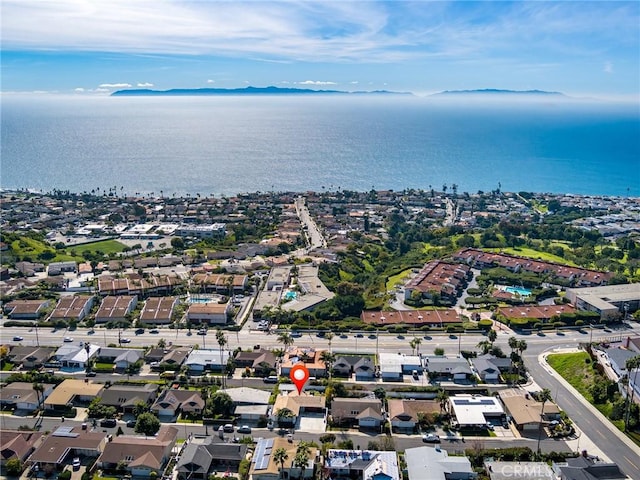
[546,351,596,401]
[486,246,576,266]
[67,239,128,256]
[386,269,412,290]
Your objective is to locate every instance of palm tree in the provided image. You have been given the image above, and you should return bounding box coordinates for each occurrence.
[293,443,311,480]
[273,447,289,480]
[508,336,519,355]
[32,383,44,410]
[487,329,497,347]
[409,337,422,356]
[436,390,449,415]
[278,332,294,350]
[477,340,492,355]
[624,355,640,431]
[325,332,334,353]
[216,329,228,387]
[320,351,336,380]
[536,388,553,454]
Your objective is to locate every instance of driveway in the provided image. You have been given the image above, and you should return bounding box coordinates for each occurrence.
[296,414,326,432]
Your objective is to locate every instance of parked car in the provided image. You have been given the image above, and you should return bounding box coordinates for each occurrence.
[486,422,495,431]
[223,424,234,433]
[237,425,251,434]
[422,434,440,443]
[72,457,81,470]
[126,419,136,428]
[85,371,97,377]
[63,336,74,342]
[100,418,117,428]
[263,375,279,384]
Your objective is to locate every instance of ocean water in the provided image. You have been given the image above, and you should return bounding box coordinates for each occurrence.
[1,95,638,197]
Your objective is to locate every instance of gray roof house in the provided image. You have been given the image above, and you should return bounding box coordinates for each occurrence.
[97,384,159,413]
[554,454,628,480]
[332,356,376,380]
[331,397,384,430]
[603,347,639,378]
[424,356,473,382]
[405,446,476,480]
[176,438,248,480]
[471,355,511,383]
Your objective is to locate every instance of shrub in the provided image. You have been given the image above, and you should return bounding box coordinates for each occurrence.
[58,470,72,480]
[478,319,493,330]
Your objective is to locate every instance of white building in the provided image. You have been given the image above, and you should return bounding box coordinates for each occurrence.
[449,395,505,428]
[404,446,476,480]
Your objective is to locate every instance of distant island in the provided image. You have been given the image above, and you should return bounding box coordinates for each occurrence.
[111,85,413,96]
[431,88,565,97]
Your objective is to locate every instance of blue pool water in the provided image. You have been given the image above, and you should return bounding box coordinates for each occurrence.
[284,291,297,301]
[504,286,532,296]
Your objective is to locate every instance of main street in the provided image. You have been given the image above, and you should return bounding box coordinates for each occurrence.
[3,322,640,477]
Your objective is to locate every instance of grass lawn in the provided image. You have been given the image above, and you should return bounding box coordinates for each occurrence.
[67,239,127,256]
[386,269,412,290]
[546,351,596,402]
[547,351,640,447]
[486,246,576,266]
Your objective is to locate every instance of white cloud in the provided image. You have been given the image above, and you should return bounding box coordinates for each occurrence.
[297,80,337,86]
[350,81,359,84]
[604,61,613,73]
[207,79,215,84]
[99,83,132,88]
[74,87,85,92]
[137,82,154,87]
[93,88,111,93]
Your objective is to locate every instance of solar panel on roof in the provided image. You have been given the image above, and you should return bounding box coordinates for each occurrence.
[52,426,78,437]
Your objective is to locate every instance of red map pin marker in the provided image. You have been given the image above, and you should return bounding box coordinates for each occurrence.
[290,363,310,395]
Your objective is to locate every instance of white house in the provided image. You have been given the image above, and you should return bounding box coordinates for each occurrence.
[55,343,100,371]
[185,349,231,373]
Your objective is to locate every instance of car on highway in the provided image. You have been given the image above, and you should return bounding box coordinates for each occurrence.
[422,434,440,443]
[237,425,251,434]
[355,333,364,338]
[120,338,131,343]
[150,329,159,334]
[85,371,97,377]
[135,328,145,335]
[368,334,377,339]
[13,336,23,341]
[197,329,207,335]
[63,336,74,342]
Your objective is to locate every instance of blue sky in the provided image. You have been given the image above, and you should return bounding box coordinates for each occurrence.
[1,0,639,100]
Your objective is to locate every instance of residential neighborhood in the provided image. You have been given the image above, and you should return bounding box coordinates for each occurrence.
[1,188,640,480]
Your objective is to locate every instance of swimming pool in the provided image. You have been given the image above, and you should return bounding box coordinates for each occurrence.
[283,291,297,301]
[504,286,532,296]
[187,294,217,304]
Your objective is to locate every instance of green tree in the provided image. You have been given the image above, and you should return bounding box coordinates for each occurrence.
[273,447,289,480]
[133,400,149,416]
[209,391,234,417]
[536,388,552,454]
[487,329,497,345]
[134,412,161,436]
[277,332,294,350]
[5,458,23,476]
[409,337,422,356]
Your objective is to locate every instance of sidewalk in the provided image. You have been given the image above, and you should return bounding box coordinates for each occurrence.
[539,348,640,460]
